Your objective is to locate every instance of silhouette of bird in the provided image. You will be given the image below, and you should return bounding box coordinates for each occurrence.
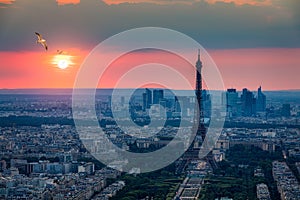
[57,50,67,55]
[35,32,48,51]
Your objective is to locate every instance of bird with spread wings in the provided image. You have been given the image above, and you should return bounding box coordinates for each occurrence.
[35,32,48,51]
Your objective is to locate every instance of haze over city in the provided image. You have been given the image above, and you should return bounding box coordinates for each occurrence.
[1,1,300,200]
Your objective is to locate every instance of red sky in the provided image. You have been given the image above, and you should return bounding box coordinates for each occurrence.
[0,48,299,91]
[60,0,273,6]
[0,0,299,91]
[209,48,300,90]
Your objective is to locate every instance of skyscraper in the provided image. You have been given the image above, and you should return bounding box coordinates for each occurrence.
[153,89,164,104]
[226,89,238,107]
[241,88,256,116]
[142,88,152,110]
[202,90,212,118]
[223,88,239,117]
[256,86,266,112]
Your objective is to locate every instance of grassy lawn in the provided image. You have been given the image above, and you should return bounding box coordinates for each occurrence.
[111,165,184,200]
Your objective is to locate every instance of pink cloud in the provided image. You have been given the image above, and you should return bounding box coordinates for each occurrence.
[0,0,14,4]
[102,0,196,5]
[103,0,273,6]
[0,0,14,7]
[206,0,272,6]
[56,0,80,5]
[0,0,81,6]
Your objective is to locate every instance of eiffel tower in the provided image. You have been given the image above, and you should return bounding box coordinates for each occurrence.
[179,50,207,162]
[193,49,207,147]
[175,50,218,175]
[192,50,218,169]
[188,49,207,159]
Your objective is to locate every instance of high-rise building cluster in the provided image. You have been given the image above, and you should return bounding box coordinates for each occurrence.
[142,89,164,111]
[139,88,211,119]
[222,86,267,117]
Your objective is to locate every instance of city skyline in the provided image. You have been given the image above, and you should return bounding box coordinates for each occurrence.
[1,1,300,199]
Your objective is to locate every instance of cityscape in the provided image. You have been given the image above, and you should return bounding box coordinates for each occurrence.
[1,0,300,200]
[0,52,299,199]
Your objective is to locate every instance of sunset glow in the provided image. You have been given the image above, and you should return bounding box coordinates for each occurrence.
[56,0,80,5]
[0,0,14,4]
[52,54,74,70]
[0,0,299,90]
[1,1,300,198]
[0,48,299,90]
[102,0,273,6]
[205,0,272,6]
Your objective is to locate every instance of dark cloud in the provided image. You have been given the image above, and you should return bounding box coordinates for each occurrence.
[0,0,299,50]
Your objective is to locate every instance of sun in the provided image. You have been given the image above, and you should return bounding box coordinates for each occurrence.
[52,54,74,70]
[57,59,69,69]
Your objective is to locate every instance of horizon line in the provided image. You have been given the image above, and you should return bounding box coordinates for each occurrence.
[1,88,300,92]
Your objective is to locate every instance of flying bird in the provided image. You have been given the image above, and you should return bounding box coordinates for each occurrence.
[57,50,67,55]
[35,32,48,51]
